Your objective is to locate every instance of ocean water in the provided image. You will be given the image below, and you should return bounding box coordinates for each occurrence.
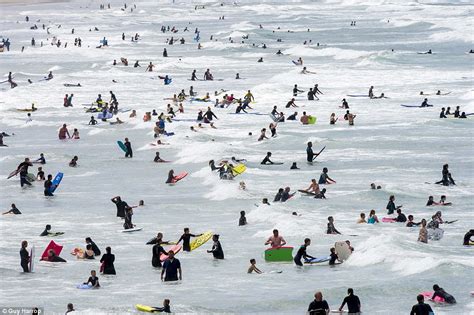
[0,0,473,314]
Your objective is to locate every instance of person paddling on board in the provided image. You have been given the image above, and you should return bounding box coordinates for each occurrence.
[84,270,100,288]
[261,152,275,165]
[304,179,320,195]
[177,228,203,252]
[431,285,456,304]
[123,138,133,158]
[151,300,171,313]
[421,98,433,107]
[3,203,21,215]
[294,238,315,266]
[265,229,286,248]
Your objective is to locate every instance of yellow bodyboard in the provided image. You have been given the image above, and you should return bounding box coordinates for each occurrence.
[190,231,213,251]
[232,164,247,176]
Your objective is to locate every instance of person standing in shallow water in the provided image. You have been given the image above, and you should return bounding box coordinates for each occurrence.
[20,241,30,272]
[100,246,116,275]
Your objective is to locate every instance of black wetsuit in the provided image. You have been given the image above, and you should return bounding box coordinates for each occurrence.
[395,213,407,222]
[306,146,315,162]
[123,211,133,229]
[463,230,474,245]
[274,192,283,202]
[112,199,128,218]
[100,253,116,275]
[294,244,311,266]
[178,233,196,251]
[239,216,247,226]
[329,253,338,265]
[281,191,292,202]
[287,113,297,120]
[9,206,21,214]
[88,241,101,256]
[20,248,29,272]
[40,228,50,236]
[124,141,133,158]
[318,173,328,184]
[314,191,326,199]
[410,301,433,315]
[307,91,314,100]
[386,201,396,215]
[261,155,273,165]
[308,300,330,315]
[432,289,456,304]
[17,161,33,187]
[152,244,168,267]
[163,258,180,281]
[205,110,217,121]
[209,241,224,259]
[340,294,361,313]
[86,276,100,287]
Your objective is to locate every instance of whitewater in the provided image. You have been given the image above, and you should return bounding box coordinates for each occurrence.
[0,0,473,314]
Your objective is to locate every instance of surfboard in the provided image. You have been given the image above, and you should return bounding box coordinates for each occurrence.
[308,116,317,125]
[265,247,294,262]
[298,190,316,196]
[29,246,35,272]
[40,240,63,260]
[77,284,93,289]
[160,244,182,262]
[382,217,397,223]
[121,227,143,233]
[7,169,19,179]
[304,256,330,264]
[232,164,247,176]
[334,241,351,261]
[401,104,433,108]
[190,231,213,251]
[346,94,368,97]
[50,172,64,193]
[420,291,445,303]
[117,141,127,153]
[26,173,36,182]
[313,146,326,161]
[97,112,113,119]
[428,228,444,240]
[171,172,187,183]
[135,304,163,313]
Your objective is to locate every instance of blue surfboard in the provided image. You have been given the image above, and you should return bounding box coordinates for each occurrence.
[50,172,64,193]
[117,141,127,153]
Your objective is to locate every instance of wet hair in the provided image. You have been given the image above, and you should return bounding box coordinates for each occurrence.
[250,258,256,264]
[348,288,354,295]
[304,238,310,243]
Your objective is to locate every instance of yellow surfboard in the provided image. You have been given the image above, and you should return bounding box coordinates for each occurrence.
[190,231,213,251]
[232,164,247,176]
[135,304,161,313]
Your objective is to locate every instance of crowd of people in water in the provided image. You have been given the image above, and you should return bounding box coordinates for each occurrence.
[2,0,472,314]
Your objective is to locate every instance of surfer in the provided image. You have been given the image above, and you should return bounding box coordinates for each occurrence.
[435,164,455,186]
[431,285,456,304]
[308,292,330,315]
[58,124,71,140]
[123,138,133,158]
[239,211,247,226]
[329,247,340,265]
[44,174,53,196]
[16,158,33,187]
[463,230,474,245]
[265,229,286,248]
[34,153,46,164]
[287,112,298,120]
[161,250,181,281]
[177,228,203,252]
[281,187,295,201]
[20,241,30,272]
[386,195,401,215]
[421,98,432,107]
[369,86,374,98]
[261,152,275,165]
[123,207,134,229]
[84,270,100,288]
[306,141,321,162]
[3,203,21,215]
[410,294,433,315]
[293,84,303,96]
[440,108,447,118]
[285,98,297,108]
[154,152,166,163]
[339,288,361,314]
[294,238,315,266]
[152,241,168,268]
[207,234,224,259]
[43,249,67,262]
[304,179,321,195]
[341,99,349,109]
[111,196,134,218]
[318,167,335,184]
[330,113,338,125]
[152,300,171,313]
[100,247,116,275]
[327,216,341,234]
[247,259,262,274]
[395,208,407,222]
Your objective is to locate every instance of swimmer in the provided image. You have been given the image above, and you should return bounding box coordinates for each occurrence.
[247,259,262,274]
[265,229,286,248]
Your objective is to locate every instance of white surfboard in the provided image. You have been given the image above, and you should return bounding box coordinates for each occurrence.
[334,241,351,261]
[121,227,142,233]
[29,246,35,272]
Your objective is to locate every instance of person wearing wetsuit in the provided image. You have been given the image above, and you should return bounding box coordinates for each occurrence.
[435,164,455,186]
[17,158,33,187]
[261,152,274,165]
[395,208,407,222]
[235,103,247,113]
[44,174,53,196]
[100,247,116,275]
[34,153,46,164]
[287,112,297,120]
[281,187,294,202]
[454,106,460,118]
[294,238,315,266]
[290,162,299,169]
[84,270,100,288]
[440,108,447,118]
[339,288,361,314]
[161,250,181,281]
[4,203,21,215]
[406,215,421,227]
[177,228,202,251]
[111,196,129,218]
[20,241,30,272]
[274,188,284,201]
[152,242,168,268]
[152,300,171,313]
[40,224,52,236]
[386,195,398,215]
[285,98,297,108]
[421,98,432,107]
[410,294,433,315]
[124,138,132,158]
[308,292,330,315]
[314,188,326,199]
[307,88,314,100]
[207,234,224,259]
[432,285,456,304]
[205,107,218,121]
[239,211,247,226]
[123,207,133,229]
[463,229,474,245]
[318,167,335,184]
[329,247,339,265]
[306,142,319,162]
[86,237,101,256]
[45,249,67,262]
